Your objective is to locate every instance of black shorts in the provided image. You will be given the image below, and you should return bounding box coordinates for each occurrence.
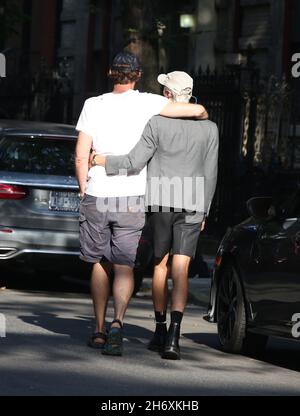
[148,210,203,260]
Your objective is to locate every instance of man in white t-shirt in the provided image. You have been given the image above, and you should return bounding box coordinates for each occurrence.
[75,51,208,356]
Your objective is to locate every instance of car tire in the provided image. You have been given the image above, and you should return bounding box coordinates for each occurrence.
[217,262,268,355]
[217,262,246,353]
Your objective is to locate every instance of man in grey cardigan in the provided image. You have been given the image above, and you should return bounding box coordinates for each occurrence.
[93,71,219,360]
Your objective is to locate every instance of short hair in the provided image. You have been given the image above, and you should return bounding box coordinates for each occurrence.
[108,70,141,85]
[163,86,191,103]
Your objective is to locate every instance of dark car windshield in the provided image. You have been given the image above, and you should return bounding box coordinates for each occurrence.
[0,135,76,176]
[281,189,300,218]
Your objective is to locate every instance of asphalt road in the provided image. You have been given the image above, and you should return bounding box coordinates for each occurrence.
[1,282,300,396]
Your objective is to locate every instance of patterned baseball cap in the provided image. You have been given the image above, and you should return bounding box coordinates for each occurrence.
[111,52,142,72]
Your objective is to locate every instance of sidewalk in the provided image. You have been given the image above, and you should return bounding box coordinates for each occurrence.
[138,277,211,309]
[138,254,214,309]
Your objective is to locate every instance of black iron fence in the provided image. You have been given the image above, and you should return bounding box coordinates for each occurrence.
[1,57,299,236]
[192,66,299,236]
[191,68,244,233]
[0,55,73,124]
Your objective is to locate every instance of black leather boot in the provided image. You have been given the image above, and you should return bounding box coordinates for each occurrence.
[148,323,167,352]
[162,322,181,360]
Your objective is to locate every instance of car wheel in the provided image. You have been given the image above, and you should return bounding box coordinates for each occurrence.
[217,262,246,353]
[217,262,268,355]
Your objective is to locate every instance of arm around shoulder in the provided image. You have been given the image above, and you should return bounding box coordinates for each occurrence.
[160,102,208,119]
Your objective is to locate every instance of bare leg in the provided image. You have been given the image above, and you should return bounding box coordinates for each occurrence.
[171,255,191,313]
[152,253,170,313]
[111,264,134,327]
[147,254,170,351]
[91,262,112,339]
[161,255,191,360]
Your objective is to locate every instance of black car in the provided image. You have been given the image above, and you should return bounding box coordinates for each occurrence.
[205,190,300,354]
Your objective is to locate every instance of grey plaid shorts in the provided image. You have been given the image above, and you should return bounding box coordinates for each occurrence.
[79,194,145,268]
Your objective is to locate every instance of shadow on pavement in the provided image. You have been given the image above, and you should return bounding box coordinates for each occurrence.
[2,328,300,395]
[183,331,221,350]
[18,311,154,342]
[1,270,90,294]
[185,332,300,373]
[257,338,300,373]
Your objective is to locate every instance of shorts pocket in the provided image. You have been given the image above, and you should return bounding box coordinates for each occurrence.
[117,212,145,230]
[132,212,146,230]
[79,210,86,223]
[80,194,97,208]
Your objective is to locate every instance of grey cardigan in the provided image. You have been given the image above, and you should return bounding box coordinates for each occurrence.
[105,115,219,215]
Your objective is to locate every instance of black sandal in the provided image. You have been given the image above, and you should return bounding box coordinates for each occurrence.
[87,331,107,349]
[110,319,123,328]
[102,320,123,356]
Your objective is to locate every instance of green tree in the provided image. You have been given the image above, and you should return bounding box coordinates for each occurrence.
[121,0,194,92]
[122,0,163,93]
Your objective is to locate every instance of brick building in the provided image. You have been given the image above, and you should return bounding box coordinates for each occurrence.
[1,0,118,122]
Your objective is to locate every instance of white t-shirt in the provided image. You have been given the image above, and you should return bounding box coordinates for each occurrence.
[76,89,168,197]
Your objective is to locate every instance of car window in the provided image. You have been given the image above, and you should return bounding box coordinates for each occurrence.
[280,190,300,219]
[0,136,76,176]
[289,191,300,218]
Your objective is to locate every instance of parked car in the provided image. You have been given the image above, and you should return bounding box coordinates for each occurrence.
[0,120,151,293]
[205,190,300,354]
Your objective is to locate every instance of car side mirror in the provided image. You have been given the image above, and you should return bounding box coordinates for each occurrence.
[247,197,273,220]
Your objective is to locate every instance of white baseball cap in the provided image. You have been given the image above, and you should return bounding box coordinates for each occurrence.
[157,71,193,95]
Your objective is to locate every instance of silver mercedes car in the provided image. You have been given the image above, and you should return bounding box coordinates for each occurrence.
[0,120,84,276]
